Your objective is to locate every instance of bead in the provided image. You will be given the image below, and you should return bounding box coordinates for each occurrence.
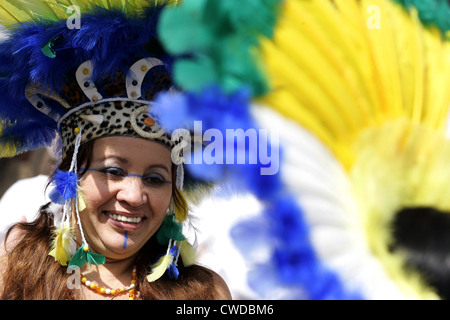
[83,245,89,252]
[83,68,89,75]
[141,65,147,72]
[144,117,155,127]
[130,91,137,98]
[92,95,99,102]
[78,265,137,299]
[74,127,80,134]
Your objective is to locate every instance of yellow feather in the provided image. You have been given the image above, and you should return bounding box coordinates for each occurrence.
[0,120,18,158]
[0,0,179,28]
[175,191,188,222]
[261,0,450,169]
[0,0,33,27]
[146,253,173,282]
[180,240,197,267]
[77,187,86,212]
[49,223,75,266]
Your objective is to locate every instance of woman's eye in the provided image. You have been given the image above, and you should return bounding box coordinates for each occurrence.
[101,167,126,177]
[143,174,166,187]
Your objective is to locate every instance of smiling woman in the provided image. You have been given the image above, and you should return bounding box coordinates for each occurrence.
[0,106,231,300]
[0,110,231,301]
[0,1,231,300]
[78,137,173,262]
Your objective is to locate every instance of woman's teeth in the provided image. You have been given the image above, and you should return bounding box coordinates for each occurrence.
[106,213,142,224]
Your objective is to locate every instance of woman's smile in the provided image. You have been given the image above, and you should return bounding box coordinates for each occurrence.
[103,211,146,230]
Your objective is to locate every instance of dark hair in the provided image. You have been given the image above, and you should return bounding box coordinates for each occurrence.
[391,207,450,300]
[1,139,218,300]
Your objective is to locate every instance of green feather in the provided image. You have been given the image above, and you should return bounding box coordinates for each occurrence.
[158,0,281,96]
[156,214,185,245]
[41,38,57,58]
[68,246,105,268]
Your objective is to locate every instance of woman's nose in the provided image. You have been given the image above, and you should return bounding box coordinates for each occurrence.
[115,176,148,207]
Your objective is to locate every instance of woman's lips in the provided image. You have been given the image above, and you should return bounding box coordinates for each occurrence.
[103,211,145,230]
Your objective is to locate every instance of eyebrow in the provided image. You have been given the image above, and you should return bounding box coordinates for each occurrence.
[93,156,171,174]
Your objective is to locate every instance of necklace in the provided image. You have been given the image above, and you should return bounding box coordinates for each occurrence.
[80,266,137,300]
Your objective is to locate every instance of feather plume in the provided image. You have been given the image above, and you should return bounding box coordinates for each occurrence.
[49,223,76,266]
[77,188,86,212]
[68,246,106,267]
[0,4,174,159]
[174,191,188,222]
[146,246,176,282]
[0,0,180,28]
[52,169,79,200]
[180,240,197,267]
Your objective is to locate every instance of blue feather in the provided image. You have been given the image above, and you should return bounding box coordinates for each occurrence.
[0,6,172,158]
[52,169,79,200]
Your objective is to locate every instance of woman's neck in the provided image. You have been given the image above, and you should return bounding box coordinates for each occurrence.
[81,255,135,282]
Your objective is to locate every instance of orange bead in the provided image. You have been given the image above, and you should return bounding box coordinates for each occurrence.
[144,117,155,126]
[131,280,137,285]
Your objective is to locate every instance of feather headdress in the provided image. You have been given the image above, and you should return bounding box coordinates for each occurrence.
[151,0,450,300]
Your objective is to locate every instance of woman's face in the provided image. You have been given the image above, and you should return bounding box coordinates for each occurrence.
[78,136,173,261]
